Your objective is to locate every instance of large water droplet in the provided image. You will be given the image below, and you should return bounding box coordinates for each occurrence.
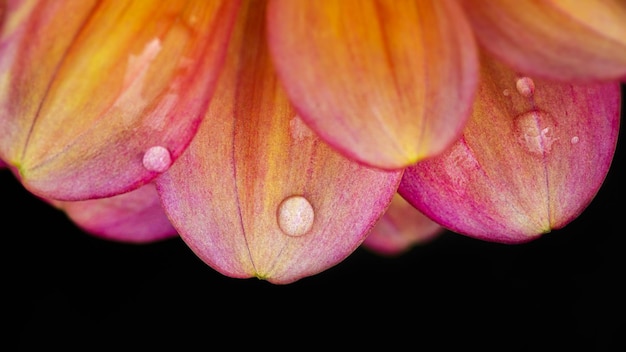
[277,195,314,237]
[516,77,535,98]
[513,111,557,156]
[143,146,172,173]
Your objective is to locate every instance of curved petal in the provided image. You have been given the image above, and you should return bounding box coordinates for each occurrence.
[462,0,626,82]
[0,0,240,200]
[362,193,443,256]
[48,182,178,244]
[156,0,402,284]
[7,165,176,243]
[399,52,621,244]
[266,0,478,169]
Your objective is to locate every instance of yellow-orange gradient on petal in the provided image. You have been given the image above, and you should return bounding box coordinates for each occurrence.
[156,0,402,284]
[0,0,240,200]
[267,0,479,169]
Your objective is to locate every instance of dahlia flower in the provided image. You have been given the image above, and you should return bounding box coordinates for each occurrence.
[0,0,623,284]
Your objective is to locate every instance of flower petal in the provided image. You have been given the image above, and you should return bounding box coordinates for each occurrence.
[399,52,621,244]
[362,193,443,256]
[462,0,626,82]
[156,0,402,284]
[48,183,178,244]
[266,0,478,169]
[0,0,240,200]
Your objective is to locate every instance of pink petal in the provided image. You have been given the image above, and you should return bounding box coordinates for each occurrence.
[462,0,626,82]
[266,0,478,169]
[49,182,178,244]
[399,52,621,244]
[0,0,240,200]
[156,1,402,284]
[362,193,444,256]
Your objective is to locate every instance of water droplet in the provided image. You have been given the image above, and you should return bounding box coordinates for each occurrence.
[570,136,579,144]
[502,89,510,96]
[443,140,480,189]
[277,195,314,237]
[516,77,535,98]
[513,111,557,156]
[143,146,172,173]
[115,39,162,116]
[289,116,314,141]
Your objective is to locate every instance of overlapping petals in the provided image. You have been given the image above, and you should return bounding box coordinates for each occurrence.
[399,52,621,243]
[0,0,623,284]
[156,0,402,284]
[266,0,479,169]
[463,0,626,82]
[48,182,178,243]
[0,0,240,200]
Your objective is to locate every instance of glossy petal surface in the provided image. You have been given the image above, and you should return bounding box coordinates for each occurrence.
[362,193,443,256]
[399,53,621,244]
[267,0,478,169]
[49,183,178,243]
[0,0,240,200]
[463,0,626,82]
[157,0,402,284]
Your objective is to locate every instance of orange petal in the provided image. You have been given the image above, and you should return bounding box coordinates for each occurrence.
[49,183,178,244]
[399,52,621,243]
[0,0,240,200]
[266,0,479,169]
[362,193,443,256]
[462,0,626,82]
[156,0,402,284]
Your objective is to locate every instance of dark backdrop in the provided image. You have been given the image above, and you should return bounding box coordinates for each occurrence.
[5,89,624,351]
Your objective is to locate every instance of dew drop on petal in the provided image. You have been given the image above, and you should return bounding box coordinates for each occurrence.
[571,136,579,144]
[503,89,510,96]
[516,77,535,98]
[443,141,480,189]
[277,195,314,237]
[142,146,172,173]
[513,110,557,156]
[289,115,315,141]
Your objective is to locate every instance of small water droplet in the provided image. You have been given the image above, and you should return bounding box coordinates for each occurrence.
[289,116,314,141]
[513,110,557,156]
[502,89,510,96]
[277,195,314,237]
[570,136,579,144]
[516,77,535,98]
[143,146,172,173]
[443,140,480,189]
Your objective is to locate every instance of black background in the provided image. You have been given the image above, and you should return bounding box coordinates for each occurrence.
[5,90,624,350]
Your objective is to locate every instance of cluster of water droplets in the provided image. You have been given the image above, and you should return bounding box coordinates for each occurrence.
[507,77,564,156]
